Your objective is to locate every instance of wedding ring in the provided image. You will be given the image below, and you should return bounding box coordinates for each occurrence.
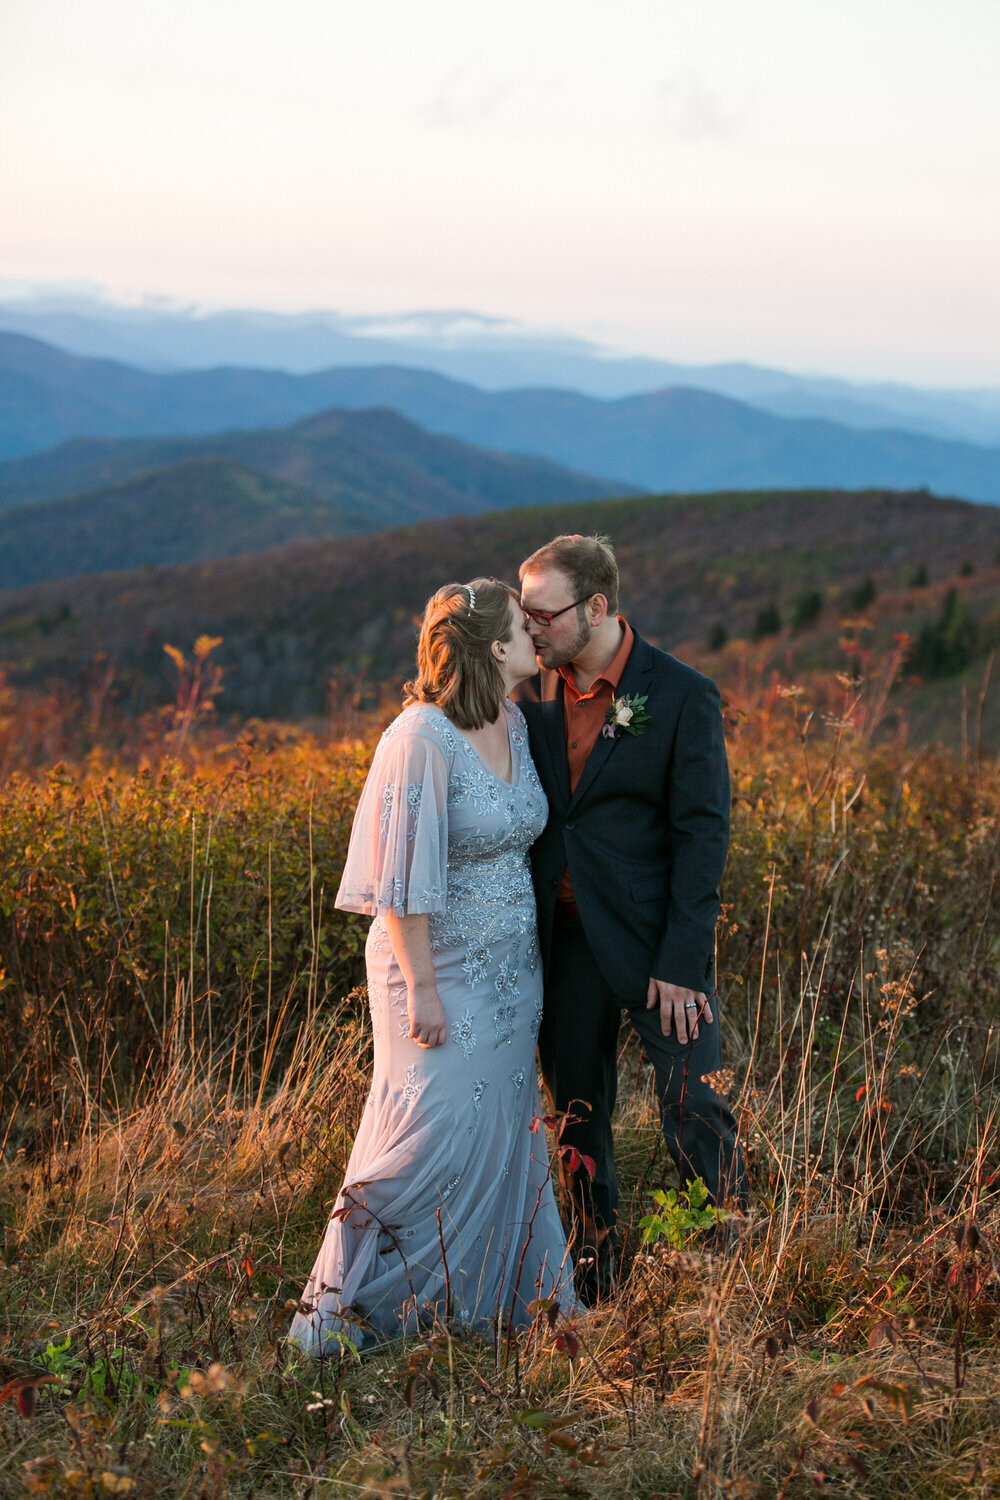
[684,1001,698,1009]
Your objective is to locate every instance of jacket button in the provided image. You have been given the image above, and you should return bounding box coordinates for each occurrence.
[550,879,559,890]
[565,820,576,831]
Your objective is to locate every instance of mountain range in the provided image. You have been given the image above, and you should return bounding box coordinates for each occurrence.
[0,406,626,589]
[6,331,1000,511]
[3,291,1000,445]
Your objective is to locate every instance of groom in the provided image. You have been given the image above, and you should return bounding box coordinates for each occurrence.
[515,533,749,1301]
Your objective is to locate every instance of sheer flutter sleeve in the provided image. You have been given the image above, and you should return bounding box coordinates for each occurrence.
[335,721,451,917]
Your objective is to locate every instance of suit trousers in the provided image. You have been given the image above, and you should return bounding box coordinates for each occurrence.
[537,908,750,1255]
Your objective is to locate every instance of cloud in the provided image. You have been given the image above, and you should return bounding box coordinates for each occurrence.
[353,310,515,340]
[418,68,517,129]
[655,72,743,143]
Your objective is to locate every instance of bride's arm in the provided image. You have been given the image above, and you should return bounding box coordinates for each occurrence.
[382,912,448,1049]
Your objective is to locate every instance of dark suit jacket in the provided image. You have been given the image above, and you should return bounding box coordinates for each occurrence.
[515,630,730,1009]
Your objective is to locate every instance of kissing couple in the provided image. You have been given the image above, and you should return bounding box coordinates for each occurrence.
[290,533,749,1355]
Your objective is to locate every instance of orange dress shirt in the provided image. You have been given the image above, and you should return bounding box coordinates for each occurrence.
[557,620,635,908]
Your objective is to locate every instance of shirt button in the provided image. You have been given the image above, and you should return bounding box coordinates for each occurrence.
[570,742,577,749]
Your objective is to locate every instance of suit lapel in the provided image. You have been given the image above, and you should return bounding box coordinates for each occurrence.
[567,632,655,813]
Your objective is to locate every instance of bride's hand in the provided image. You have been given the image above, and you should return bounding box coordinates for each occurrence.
[407,985,448,1049]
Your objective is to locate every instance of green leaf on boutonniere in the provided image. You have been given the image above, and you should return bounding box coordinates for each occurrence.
[602,693,651,740]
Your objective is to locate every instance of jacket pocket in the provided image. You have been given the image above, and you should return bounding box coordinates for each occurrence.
[630,872,669,903]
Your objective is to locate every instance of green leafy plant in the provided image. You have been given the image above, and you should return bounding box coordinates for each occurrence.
[40,1335,141,1403]
[638,1178,731,1249]
[40,1334,83,1386]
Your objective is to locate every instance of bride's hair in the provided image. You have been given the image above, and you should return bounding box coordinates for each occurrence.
[404,577,519,730]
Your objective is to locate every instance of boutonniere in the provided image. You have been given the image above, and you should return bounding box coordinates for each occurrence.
[602,693,651,740]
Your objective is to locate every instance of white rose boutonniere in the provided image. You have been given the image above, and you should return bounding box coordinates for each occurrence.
[602,693,651,740]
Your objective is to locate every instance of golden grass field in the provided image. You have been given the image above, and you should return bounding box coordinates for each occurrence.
[2,641,999,1498]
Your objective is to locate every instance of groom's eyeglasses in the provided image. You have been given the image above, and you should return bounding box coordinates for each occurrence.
[522,595,592,627]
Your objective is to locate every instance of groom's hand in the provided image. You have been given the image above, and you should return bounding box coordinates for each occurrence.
[646,979,713,1044]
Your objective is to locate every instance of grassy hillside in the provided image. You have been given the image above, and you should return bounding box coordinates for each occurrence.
[2,486,999,738]
[1,661,999,1496]
[2,484,999,1497]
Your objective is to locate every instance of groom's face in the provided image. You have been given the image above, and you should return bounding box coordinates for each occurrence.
[520,567,592,670]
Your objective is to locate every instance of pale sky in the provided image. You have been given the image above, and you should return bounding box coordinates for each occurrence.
[2,0,999,383]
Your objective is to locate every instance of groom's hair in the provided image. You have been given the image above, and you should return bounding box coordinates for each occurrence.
[404,577,518,731]
[519,533,619,613]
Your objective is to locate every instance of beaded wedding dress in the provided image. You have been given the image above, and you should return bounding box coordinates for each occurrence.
[289,701,574,1354]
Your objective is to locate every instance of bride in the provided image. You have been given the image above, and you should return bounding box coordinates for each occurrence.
[289,578,576,1354]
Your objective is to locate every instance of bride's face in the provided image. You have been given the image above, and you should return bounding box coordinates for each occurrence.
[497,598,539,688]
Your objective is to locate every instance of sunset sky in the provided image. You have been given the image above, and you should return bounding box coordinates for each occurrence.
[2,0,999,383]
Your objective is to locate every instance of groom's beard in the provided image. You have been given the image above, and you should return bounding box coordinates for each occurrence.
[533,612,592,670]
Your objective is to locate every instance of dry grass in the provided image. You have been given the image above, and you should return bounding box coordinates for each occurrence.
[2,654,1000,1497]
[0,996,995,1500]
[2,985,998,1500]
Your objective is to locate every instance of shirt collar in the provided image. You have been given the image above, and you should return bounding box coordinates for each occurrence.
[558,618,635,696]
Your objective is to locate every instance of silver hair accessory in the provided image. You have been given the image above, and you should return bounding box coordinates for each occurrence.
[465,584,477,612]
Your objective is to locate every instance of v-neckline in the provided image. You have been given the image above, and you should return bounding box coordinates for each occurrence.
[448,704,519,788]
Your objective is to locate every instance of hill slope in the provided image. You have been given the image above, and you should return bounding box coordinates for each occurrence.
[3,487,999,732]
[0,459,359,589]
[0,405,628,519]
[6,331,1000,503]
[0,407,628,588]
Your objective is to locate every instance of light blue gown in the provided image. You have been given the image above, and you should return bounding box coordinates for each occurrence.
[289,701,575,1354]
